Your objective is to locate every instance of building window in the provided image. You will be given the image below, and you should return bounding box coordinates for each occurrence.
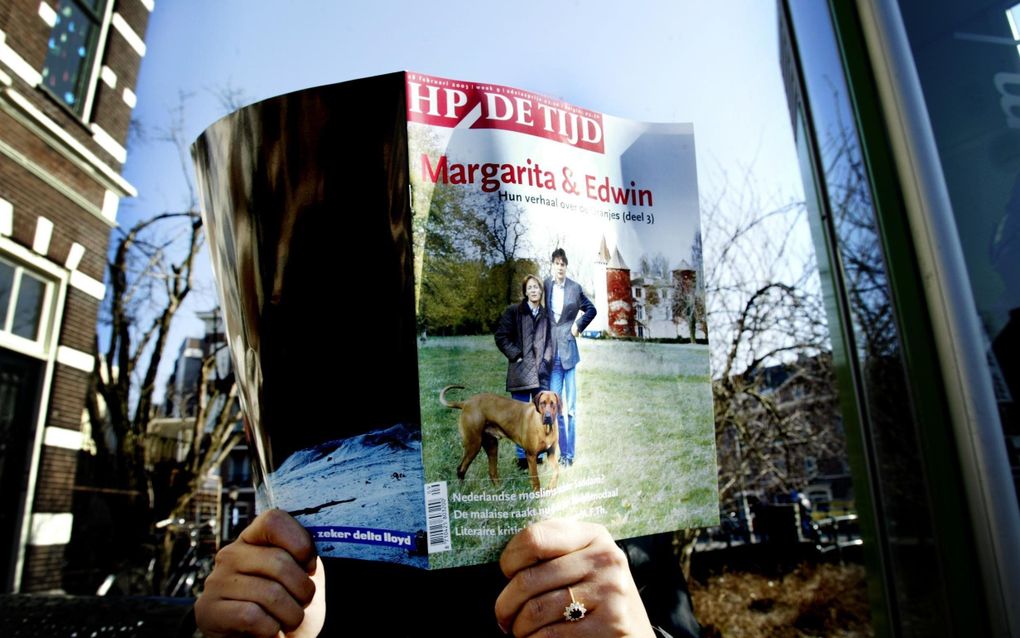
[804,456,818,476]
[40,0,107,114]
[0,256,53,350]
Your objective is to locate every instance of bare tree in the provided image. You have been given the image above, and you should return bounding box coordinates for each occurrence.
[662,172,845,579]
[701,176,839,502]
[77,91,247,593]
[415,185,536,332]
[152,350,242,588]
[463,194,533,307]
[639,252,670,280]
[86,208,203,499]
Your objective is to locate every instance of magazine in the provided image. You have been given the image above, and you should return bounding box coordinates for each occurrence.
[193,71,718,569]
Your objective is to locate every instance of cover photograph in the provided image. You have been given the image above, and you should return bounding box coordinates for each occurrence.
[193,71,718,570]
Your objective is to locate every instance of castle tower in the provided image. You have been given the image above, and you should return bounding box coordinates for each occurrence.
[672,261,699,341]
[606,247,635,337]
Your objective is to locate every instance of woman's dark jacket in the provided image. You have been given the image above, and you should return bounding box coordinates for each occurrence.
[494,301,554,393]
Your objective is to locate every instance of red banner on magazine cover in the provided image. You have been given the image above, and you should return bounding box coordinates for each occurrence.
[406,72,605,153]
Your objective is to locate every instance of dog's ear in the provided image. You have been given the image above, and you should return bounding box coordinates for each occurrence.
[533,392,542,413]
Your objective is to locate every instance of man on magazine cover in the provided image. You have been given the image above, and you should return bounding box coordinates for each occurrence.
[544,248,597,467]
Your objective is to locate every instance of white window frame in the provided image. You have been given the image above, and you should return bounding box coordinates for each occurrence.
[80,0,115,122]
[1,235,69,592]
[0,251,59,360]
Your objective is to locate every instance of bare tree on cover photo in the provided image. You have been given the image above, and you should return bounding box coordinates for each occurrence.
[412,149,538,334]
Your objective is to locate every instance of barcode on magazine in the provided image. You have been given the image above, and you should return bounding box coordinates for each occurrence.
[425,481,452,553]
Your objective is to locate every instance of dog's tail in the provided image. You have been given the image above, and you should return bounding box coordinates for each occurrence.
[439,385,466,409]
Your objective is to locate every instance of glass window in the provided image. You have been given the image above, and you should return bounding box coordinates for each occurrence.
[779,0,1020,630]
[786,3,953,633]
[12,272,45,340]
[0,257,51,349]
[40,0,106,114]
[804,456,818,476]
[898,0,1020,502]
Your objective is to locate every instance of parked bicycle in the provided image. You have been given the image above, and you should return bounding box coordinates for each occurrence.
[96,516,217,598]
[158,517,217,597]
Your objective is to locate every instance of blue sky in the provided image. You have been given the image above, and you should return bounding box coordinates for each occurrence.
[118,1,805,395]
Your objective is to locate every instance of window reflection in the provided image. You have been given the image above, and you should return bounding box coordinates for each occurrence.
[0,258,50,346]
[788,2,949,634]
[41,0,104,113]
[899,0,1020,502]
[12,273,45,341]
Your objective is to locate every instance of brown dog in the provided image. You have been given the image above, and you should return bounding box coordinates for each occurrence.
[439,385,560,490]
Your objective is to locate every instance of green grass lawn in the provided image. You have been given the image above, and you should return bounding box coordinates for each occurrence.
[418,335,718,568]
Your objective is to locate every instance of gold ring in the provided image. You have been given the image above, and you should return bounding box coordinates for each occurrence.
[563,586,587,622]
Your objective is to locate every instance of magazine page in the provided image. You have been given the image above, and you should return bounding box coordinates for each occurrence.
[193,73,431,568]
[407,72,719,568]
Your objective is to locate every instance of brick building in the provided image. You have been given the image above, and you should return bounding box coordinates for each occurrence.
[0,0,151,592]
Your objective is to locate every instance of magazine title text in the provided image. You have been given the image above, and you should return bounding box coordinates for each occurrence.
[407,73,605,154]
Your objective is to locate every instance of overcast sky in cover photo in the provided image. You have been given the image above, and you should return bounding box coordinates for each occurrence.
[119,0,807,394]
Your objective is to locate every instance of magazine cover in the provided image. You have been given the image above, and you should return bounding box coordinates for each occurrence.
[193,71,717,570]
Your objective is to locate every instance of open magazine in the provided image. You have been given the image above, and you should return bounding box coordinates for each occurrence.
[193,71,717,569]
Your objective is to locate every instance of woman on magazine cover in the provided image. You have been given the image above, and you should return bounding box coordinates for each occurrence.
[495,274,555,397]
[494,274,555,468]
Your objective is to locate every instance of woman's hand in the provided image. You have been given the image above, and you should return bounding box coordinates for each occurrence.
[495,519,655,637]
[195,509,326,638]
